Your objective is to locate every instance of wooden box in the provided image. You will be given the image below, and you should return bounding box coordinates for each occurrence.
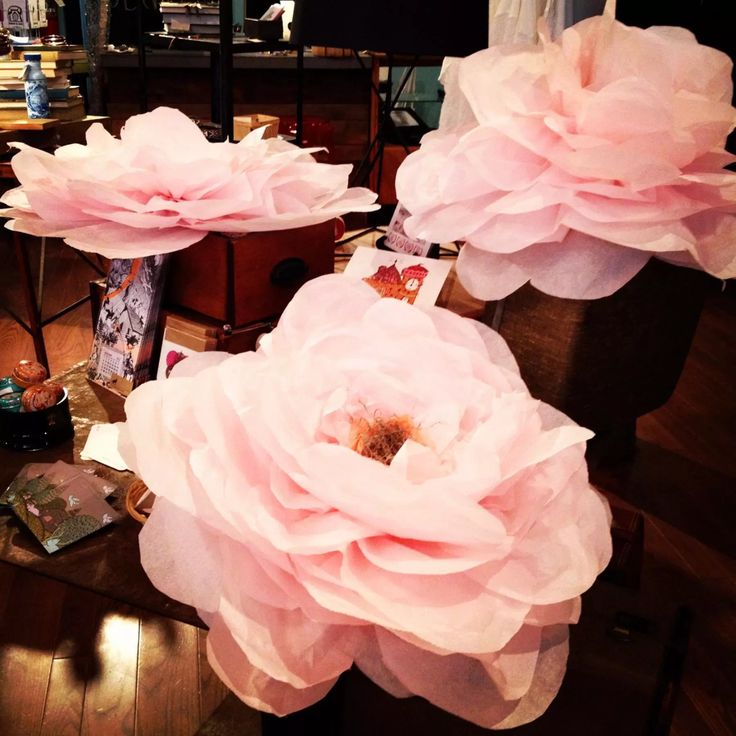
[156,310,276,364]
[243,17,283,40]
[164,221,335,328]
[233,113,280,142]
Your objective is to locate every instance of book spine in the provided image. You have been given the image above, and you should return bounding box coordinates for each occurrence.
[10,51,87,62]
[0,88,71,100]
[0,105,84,121]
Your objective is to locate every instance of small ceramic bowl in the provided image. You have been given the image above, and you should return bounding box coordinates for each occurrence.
[0,389,74,451]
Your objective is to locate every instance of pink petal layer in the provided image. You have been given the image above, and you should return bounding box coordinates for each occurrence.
[457,232,652,300]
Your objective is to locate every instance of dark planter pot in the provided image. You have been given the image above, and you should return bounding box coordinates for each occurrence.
[484,259,710,461]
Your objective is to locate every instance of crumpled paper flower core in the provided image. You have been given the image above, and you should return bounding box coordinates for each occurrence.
[351,414,420,465]
[0,107,377,258]
[396,9,736,300]
[120,274,612,729]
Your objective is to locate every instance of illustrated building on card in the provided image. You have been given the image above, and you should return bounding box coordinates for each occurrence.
[362,262,429,305]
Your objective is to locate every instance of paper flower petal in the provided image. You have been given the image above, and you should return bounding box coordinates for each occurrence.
[457,231,652,301]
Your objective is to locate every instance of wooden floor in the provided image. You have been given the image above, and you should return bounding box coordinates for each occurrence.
[0,236,734,735]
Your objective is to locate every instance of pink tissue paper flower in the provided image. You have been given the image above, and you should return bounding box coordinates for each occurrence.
[396,6,736,300]
[119,274,612,729]
[0,107,377,258]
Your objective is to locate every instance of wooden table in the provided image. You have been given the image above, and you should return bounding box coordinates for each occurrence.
[0,115,111,156]
[0,361,199,627]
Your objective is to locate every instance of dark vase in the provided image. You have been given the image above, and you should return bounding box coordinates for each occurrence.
[484,259,710,461]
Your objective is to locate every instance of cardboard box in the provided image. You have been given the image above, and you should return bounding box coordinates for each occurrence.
[233,113,279,142]
[156,310,275,369]
[312,47,352,58]
[156,322,219,379]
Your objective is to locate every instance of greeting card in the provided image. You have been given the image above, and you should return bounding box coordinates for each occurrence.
[3,461,120,553]
[343,246,451,307]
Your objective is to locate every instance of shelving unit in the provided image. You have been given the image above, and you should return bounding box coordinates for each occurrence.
[143,32,297,141]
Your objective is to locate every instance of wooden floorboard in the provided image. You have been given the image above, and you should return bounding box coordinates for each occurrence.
[0,240,734,735]
[136,615,201,735]
[79,600,139,736]
[39,585,105,736]
[41,657,88,736]
[0,235,99,378]
[0,570,66,736]
[198,628,232,725]
[670,691,717,736]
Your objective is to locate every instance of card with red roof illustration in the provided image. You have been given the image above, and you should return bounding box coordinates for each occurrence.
[343,246,451,307]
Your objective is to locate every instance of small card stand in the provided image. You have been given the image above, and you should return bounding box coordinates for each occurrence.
[244,17,283,40]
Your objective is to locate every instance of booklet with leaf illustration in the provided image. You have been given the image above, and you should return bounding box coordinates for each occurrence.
[1,461,120,554]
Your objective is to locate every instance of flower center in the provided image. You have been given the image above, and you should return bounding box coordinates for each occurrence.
[350,415,419,466]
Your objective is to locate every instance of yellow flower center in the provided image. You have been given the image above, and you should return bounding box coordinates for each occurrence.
[350,415,419,466]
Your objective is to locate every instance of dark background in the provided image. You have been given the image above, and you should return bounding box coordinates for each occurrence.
[291,0,489,57]
[616,0,736,154]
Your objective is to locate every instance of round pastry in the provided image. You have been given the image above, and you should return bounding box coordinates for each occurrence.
[21,382,64,412]
[0,391,22,412]
[11,360,48,389]
[0,376,22,397]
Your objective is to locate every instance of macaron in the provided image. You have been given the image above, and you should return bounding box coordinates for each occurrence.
[11,360,48,389]
[21,382,64,412]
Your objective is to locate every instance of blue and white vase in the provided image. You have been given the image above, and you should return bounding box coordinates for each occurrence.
[23,54,50,119]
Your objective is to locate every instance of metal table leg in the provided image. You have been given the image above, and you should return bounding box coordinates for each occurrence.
[12,232,49,373]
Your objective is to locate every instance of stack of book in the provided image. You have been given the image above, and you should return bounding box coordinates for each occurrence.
[0,45,88,123]
[161,2,220,37]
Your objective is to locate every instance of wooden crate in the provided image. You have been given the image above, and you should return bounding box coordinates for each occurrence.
[164,221,335,328]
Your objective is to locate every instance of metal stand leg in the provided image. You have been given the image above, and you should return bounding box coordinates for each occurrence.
[13,232,49,373]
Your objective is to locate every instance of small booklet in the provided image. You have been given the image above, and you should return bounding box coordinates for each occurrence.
[1,461,120,554]
[87,256,168,397]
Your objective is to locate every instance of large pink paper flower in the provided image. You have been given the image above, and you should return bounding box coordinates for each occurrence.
[120,275,611,729]
[0,107,377,258]
[396,9,736,300]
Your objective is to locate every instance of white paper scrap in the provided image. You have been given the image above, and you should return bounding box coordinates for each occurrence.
[80,422,131,472]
